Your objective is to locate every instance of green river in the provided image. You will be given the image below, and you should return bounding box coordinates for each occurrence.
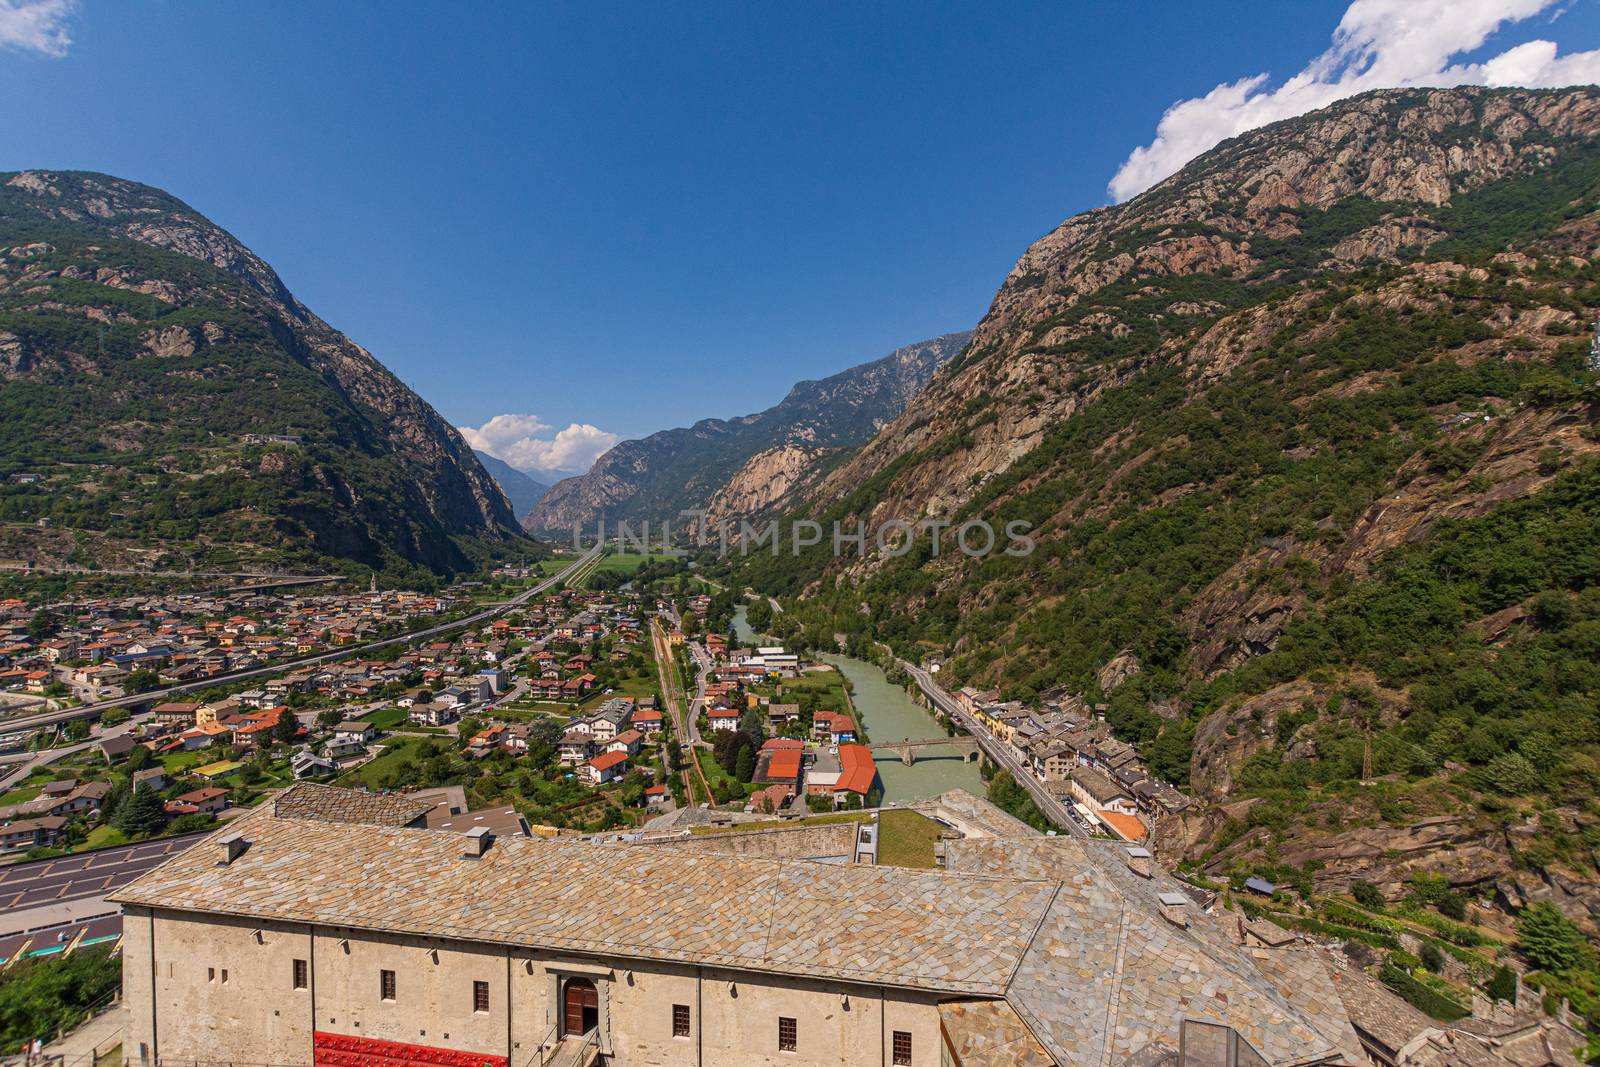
[732,606,983,803]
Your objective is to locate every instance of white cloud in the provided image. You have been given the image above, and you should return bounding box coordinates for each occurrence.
[1109,0,1600,202]
[459,414,621,476]
[0,0,76,58]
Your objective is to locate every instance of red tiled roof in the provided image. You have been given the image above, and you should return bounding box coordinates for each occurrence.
[589,750,629,771]
[834,744,876,795]
[764,749,803,781]
[1098,810,1148,842]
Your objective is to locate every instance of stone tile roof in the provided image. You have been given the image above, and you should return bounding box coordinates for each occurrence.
[111,800,1058,997]
[938,998,1055,1067]
[944,837,1366,1066]
[269,783,433,827]
[909,789,1041,840]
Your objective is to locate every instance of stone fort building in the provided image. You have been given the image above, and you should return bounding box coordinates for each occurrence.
[109,783,1463,1066]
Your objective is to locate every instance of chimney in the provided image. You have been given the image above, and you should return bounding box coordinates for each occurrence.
[1157,891,1189,928]
[218,831,249,865]
[463,825,492,858]
[1125,846,1154,879]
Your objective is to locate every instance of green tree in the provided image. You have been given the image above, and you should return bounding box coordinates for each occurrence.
[734,744,755,784]
[1517,903,1586,973]
[125,743,154,773]
[1352,880,1386,910]
[112,786,168,838]
[271,710,299,746]
[25,610,61,643]
[124,669,161,694]
[1486,965,1518,1004]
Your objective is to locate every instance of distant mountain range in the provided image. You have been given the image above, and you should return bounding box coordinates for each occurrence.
[0,170,527,580]
[473,450,549,519]
[523,330,972,532]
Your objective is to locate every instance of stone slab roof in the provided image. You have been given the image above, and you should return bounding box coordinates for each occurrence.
[111,800,1058,997]
[944,837,1366,1067]
[270,783,434,827]
[938,998,1055,1067]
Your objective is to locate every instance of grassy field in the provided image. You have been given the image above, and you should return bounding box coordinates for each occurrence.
[589,552,678,574]
[0,778,46,806]
[361,705,409,730]
[338,736,428,789]
[876,810,941,869]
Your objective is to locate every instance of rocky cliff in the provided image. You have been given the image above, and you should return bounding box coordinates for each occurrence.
[737,87,1600,930]
[474,450,549,520]
[523,331,971,532]
[0,171,524,579]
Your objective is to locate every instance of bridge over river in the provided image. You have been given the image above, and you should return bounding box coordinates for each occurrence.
[870,736,981,766]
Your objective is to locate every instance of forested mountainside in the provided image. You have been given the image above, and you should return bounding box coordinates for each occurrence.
[474,450,548,519]
[523,331,970,532]
[0,171,527,583]
[734,88,1600,935]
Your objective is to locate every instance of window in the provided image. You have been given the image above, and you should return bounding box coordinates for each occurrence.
[220,969,229,985]
[778,1016,797,1052]
[206,967,215,983]
[473,981,490,1014]
[672,1004,690,1038]
[293,959,308,990]
[893,1030,912,1065]
[380,969,397,1002]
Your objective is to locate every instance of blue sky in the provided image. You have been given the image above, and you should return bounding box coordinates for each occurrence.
[2,1,1597,475]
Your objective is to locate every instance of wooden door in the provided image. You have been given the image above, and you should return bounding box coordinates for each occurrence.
[562,978,598,1036]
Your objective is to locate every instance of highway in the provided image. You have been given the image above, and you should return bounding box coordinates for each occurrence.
[898,659,1086,838]
[0,546,604,742]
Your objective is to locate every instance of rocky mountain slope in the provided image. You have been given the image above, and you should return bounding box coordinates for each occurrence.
[523,331,970,532]
[0,171,525,580]
[474,449,548,520]
[736,87,1600,931]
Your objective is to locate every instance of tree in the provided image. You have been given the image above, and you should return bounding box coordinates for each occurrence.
[100,707,130,726]
[113,786,168,838]
[734,744,755,784]
[1486,965,1518,1004]
[64,720,89,742]
[124,669,161,694]
[1420,944,1444,973]
[315,709,342,731]
[125,743,155,773]
[26,610,61,642]
[738,706,767,744]
[1517,903,1586,973]
[271,710,299,746]
[1351,880,1386,910]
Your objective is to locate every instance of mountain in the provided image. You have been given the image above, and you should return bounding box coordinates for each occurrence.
[523,330,971,532]
[0,171,525,581]
[473,449,548,519]
[737,88,1600,930]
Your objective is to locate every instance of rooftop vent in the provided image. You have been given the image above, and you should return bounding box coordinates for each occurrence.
[1157,891,1189,928]
[1125,846,1154,879]
[218,831,249,865]
[463,825,492,858]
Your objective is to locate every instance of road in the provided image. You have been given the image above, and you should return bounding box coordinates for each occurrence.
[0,546,604,759]
[682,642,712,748]
[898,660,1085,838]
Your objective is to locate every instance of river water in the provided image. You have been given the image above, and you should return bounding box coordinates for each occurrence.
[732,606,983,803]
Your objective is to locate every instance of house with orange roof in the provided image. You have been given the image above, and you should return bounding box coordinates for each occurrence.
[581,749,629,785]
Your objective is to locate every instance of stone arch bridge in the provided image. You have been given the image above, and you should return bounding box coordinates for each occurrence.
[871,737,982,766]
